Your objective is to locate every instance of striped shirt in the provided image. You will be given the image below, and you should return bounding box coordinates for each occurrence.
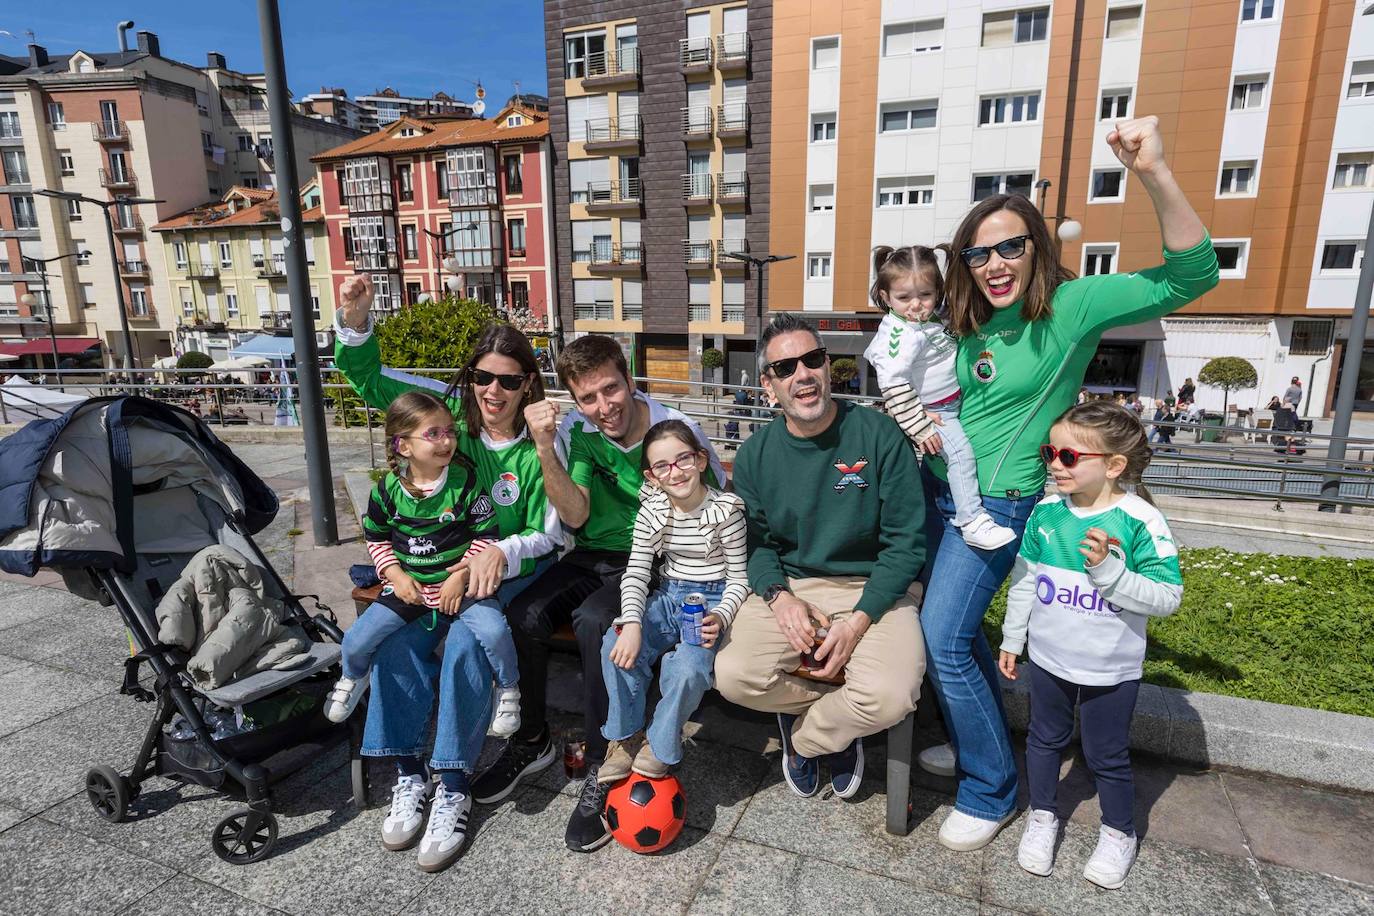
[368,538,494,609]
[617,486,749,628]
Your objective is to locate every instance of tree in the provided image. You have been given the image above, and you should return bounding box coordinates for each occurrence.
[1198,356,1258,426]
[328,295,500,425]
[830,357,858,390]
[176,351,213,371]
[700,347,724,372]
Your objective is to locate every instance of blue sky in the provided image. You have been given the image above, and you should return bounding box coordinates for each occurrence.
[2,1,548,104]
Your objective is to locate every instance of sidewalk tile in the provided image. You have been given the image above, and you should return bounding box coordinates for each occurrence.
[1,817,173,916]
[2,607,134,682]
[118,875,286,916]
[0,584,94,632]
[686,837,980,915]
[1259,862,1374,916]
[0,799,30,833]
[0,660,112,739]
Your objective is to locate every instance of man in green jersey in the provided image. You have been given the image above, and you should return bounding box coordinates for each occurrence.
[472,333,725,853]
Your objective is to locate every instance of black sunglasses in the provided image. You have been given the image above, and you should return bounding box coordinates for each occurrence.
[1040,445,1109,468]
[469,368,527,391]
[960,235,1032,269]
[764,347,828,379]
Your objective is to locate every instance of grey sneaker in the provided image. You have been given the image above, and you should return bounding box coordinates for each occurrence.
[381,774,432,851]
[416,786,472,872]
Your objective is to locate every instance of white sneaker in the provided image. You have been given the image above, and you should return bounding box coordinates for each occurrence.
[960,513,1017,551]
[416,785,472,872]
[918,742,957,777]
[1083,824,1137,889]
[938,808,1014,852]
[1017,809,1060,876]
[323,673,370,723]
[489,686,521,738]
[381,774,432,851]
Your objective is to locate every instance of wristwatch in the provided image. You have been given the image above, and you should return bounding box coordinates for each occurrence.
[762,584,790,605]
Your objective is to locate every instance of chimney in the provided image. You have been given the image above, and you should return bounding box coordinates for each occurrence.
[28,44,49,69]
[207,51,226,69]
[117,20,135,52]
[136,30,160,57]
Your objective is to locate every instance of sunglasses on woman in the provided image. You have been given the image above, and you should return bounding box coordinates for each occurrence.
[960,235,1032,269]
[764,347,828,379]
[1040,444,1108,468]
[469,368,527,391]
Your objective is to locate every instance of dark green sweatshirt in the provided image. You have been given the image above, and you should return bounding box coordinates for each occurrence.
[732,400,925,620]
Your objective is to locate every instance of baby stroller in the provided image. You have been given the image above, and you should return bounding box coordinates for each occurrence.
[0,396,367,863]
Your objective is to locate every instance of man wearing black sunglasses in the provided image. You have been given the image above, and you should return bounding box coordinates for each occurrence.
[715,314,927,801]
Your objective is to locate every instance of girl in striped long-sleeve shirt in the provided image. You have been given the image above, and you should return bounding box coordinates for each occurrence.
[598,420,749,784]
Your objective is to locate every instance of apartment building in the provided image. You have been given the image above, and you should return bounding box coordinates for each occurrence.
[768,0,1374,414]
[547,0,772,388]
[151,182,335,362]
[0,31,361,367]
[312,103,556,332]
[301,87,476,136]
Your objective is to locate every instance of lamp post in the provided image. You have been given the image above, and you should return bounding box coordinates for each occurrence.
[423,222,479,302]
[18,249,91,391]
[34,189,162,371]
[722,251,795,379]
[1033,179,1083,246]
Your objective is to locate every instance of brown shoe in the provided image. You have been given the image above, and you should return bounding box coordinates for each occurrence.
[631,741,670,779]
[598,738,635,784]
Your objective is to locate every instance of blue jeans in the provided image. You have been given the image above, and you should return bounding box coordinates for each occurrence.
[600,579,722,766]
[919,466,1040,820]
[342,600,519,689]
[361,557,553,772]
[930,399,984,529]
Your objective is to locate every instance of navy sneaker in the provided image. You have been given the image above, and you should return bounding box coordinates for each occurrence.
[777,714,819,798]
[828,736,864,799]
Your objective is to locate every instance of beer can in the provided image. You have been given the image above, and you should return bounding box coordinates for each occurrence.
[680,593,706,646]
[801,627,830,670]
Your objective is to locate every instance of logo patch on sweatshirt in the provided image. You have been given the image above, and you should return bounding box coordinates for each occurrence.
[833,457,869,492]
[492,472,521,507]
[470,494,496,524]
[973,350,997,383]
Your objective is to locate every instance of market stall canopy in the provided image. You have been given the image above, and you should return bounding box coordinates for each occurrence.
[229,335,297,362]
[0,376,87,420]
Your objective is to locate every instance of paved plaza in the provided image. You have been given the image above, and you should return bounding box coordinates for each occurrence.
[0,443,1370,915]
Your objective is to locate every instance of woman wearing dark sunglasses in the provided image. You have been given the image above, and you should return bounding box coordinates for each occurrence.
[916,116,1219,854]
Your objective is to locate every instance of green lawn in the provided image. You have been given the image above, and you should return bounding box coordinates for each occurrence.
[983,548,1374,719]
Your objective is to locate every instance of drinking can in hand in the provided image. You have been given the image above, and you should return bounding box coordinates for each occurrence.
[680,593,706,646]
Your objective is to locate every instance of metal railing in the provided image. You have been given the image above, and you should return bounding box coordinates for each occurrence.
[118,259,149,276]
[717,239,748,261]
[584,48,641,81]
[112,214,144,233]
[92,120,129,142]
[682,239,714,265]
[682,172,713,202]
[679,36,713,69]
[588,242,643,266]
[185,262,219,279]
[681,106,714,137]
[257,254,286,277]
[573,300,614,321]
[717,101,750,134]
[716,32,751,67]
[98,168,136,190]
[584,116,642,145]
[717,171,748,199]
[585,178,643,206]
[689,304,711,322]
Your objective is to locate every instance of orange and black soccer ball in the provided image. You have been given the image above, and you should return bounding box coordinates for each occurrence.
[603,773,686,854]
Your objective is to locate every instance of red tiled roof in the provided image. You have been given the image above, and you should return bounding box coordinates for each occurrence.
[152,191,323,231]
[311,105,549,163]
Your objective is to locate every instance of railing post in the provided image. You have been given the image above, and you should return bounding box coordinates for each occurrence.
[365,404,376,469]
[1275,463,1287,512]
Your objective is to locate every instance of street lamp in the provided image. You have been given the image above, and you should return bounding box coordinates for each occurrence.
[422,222,479,300]
[35,189,163,370]
[18,249,91,391]
[722,251,795,371]
[1034,179,1083,244]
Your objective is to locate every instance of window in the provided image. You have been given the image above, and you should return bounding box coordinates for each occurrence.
[254,286,270,317]
[1240,0,1275,22]
[181,287,195,317]
[982,7,1049,47]
[173,242,188,268]
[880,100,939,133]
[405,282,422,305]
[237,134,253,151]
[397,163,413,202]
[129,285,150,317]
[810,112,837,142]
[196,90,209,117]
[1083,244,1118,275]
[2,149,28,184]
[883,19,944,56]
[225,290,239,318]
[812,37,839,69]
[80,283,94,309]
[510,281,529,314]
[0,111,19,139]
[1213,239,1249,277]
[1231,75,1267,110]
[1290,319,1333,355]
[446,147,497,206]
[877,175,935,207]
[1105,6,1142,39]
[311,287,321,320]
[1333,152,1374,190]
[219,241,232,267]
[47,102,64,129]
[807,253,832,279]
[1219,160,1257,196]
[12,194,36,229]
[0,286,16,316]
[972,173,1034,201]
[978,92,1041,126]
[504,154,523,194]
[808,184,835,211]
[1091,168,1126,201]
[564,29,606,79]
[1100,90,1132,120]
[59,152,74,176]
[75,247,90,266]
[566,94,609,143]
[1320,240,1365,273]
[66,199,82,221]
[342,226,355,260]
[434,161,448,196]
[1349,61,1374,99]
[508,218,526,254]
[402,224,418,260]
[242,177,260,189]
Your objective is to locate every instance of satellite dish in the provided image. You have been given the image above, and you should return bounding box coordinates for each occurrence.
[472,99,486,116]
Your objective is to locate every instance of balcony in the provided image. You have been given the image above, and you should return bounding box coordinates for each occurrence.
[127,301,154,320]
[111,214,144,234]
[722,304,745,323]
[622,302,643,322]
[681,106,714,142]
[256,255,286,277]
[574,300,614,322]
[119,259,149,277]
[92,120,129,143]
[681,172,713,206]
[99,169,137,192]
[583,117,641,154]
[689,304,711,323]
[582,48,641,89]
[717,239,749,270]
[263,310,293,331]
[355,250,400,271]
[717,102,749,141]
[717,171,748,206]
[184,262,219,280]
[0,125,22,147]
[682,239,714,269]
[584,178,642,214]
[587,242,644,274]
[679,36,713,74]
[716,32,751,72]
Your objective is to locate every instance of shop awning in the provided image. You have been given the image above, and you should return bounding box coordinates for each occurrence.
[0,337,101,357]
[1100,320,1166,342]
[229,334,297,361]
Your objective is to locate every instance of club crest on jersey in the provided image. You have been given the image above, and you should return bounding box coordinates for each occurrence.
[492,472,520,507]
[833,457,869,492]
[470,494,496,523]
[973,350,997,383]
[438,509,457,524]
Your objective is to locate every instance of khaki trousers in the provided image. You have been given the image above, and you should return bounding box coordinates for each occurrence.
[714,576,925,758]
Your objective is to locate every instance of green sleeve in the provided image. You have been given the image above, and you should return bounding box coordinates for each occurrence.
[334,333,462,416]
[734,439,789,597]
[1129,511,1184,587]
[1018,504,1045,562]
[855,420,926,620]
[566,428,595,488]
[1060,234,1220,337]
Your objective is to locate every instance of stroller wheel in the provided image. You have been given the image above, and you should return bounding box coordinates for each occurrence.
[351,754,370,809]
[85,766,131,823]
[211,808,279,864]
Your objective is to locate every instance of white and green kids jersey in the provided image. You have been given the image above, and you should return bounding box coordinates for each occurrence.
[1000,493,1183,686]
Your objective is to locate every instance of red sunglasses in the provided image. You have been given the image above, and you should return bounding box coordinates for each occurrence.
[1040,445,1108,468]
